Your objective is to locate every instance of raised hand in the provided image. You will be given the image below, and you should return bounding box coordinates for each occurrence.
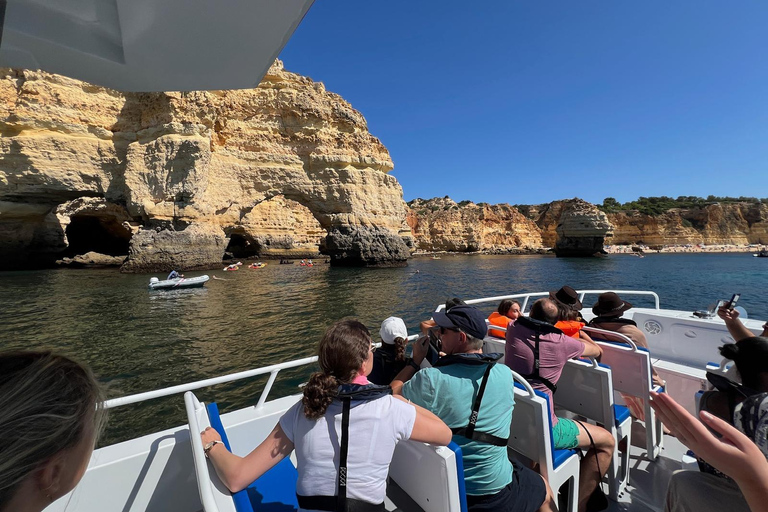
[649,392,767,484]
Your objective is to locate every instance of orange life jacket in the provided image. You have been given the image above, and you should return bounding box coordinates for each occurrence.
[488,312,512,338]
[554,320,585,339]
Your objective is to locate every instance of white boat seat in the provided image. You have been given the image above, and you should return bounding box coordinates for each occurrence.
[389,440,468,512]
[584,327,665,460]
[510,378,580,512]
[184,392,298,512]
[555,358,632,499]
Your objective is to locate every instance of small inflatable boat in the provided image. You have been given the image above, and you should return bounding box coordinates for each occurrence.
[248,263,267,269]
[148,275,210,290]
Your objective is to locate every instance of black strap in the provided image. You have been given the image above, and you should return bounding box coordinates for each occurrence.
[337,396,351,512]
[521,331,558,393]
[299,388,390,512]
[450,361,509,446]
[297,495,385,512]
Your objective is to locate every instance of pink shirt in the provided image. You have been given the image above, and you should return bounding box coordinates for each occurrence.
[504,317,585,425]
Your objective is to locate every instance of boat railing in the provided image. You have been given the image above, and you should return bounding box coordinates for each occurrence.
[103,334,425,411]
[435,290,660,313]
[103,355,319,410]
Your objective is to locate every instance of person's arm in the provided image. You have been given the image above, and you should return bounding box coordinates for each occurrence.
[578,333,603,358]
[391,334,429,395]
[420,319,436,335]
[650,391,768,512]
[393,395,452,445]
[201,423,294,493]
[717,305,754,342]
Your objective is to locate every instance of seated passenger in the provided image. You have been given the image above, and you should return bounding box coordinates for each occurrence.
[701,337,768,422]
[554,306,585,338]
[488,299,522,338]
[368,316,410,385]
[392,305,556,512]
[419,297,466,335]
[587,292,664,388]
[506,298,613,512]
[652,391,768,512]
[201,319,452,509]
[0,351,106,512]
[550,285,586,322]
[167,270,183,280]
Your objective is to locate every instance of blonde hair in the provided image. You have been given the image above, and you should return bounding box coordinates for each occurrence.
[0,351,106,506]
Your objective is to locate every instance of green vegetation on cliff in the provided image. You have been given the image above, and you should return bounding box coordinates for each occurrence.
[598,196,768,216]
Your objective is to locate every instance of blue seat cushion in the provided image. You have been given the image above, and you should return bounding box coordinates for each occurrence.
[613,405,631,427]
[447,441,469,512]
[207,403,299,512]
[553,448,578,468]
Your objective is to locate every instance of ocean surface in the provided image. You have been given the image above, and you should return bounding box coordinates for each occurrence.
[1,252,767,445]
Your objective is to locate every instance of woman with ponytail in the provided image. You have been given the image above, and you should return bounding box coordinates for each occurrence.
[202,319,452,510]
[368,317,410,385]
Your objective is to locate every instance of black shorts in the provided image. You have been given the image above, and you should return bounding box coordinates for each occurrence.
[466,459,547,512]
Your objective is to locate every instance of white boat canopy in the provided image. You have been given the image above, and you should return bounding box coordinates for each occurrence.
[0,0,315,92]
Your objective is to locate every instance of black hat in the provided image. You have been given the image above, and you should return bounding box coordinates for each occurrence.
[592,292,633,316]
[549,286,582,311]
[433,305,488,340]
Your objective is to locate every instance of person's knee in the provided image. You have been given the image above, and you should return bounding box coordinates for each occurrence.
[581,423,615,452]
[539,475,556,512]
[598,428,616,452]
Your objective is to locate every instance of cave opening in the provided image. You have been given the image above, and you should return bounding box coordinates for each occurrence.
[224,233,260,259]
[65,215,131,257]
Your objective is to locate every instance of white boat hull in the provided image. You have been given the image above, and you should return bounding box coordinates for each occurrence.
[148,275,210,290]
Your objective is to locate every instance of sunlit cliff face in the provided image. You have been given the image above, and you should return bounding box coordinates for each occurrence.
[0,61,412,270]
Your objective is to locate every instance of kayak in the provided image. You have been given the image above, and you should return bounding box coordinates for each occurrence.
[248,263,267,269]
[223,266,239,271]
[148,275,210,290]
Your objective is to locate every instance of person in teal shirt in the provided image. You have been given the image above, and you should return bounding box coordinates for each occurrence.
[392,305,555,512]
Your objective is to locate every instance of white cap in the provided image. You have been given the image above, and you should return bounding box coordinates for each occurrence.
[380,317,408,345]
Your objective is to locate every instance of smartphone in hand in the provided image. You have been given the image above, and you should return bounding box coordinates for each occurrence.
[727,293,741,310]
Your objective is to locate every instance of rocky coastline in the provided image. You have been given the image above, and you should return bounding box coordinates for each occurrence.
[2,63,767,271]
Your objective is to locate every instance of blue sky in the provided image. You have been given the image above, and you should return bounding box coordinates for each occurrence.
[279,1,768,205]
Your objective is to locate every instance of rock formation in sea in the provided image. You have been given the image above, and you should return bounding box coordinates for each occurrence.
[0,61,410,271]
[515,198,613,256]
[406,197,543,253]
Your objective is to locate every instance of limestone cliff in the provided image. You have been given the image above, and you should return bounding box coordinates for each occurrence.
[606,203,768,246]
[0,61,410,270]
[406,198,543,252]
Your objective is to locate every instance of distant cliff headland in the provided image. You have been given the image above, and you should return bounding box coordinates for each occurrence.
[1,62,766,271]
[409,196,768,255]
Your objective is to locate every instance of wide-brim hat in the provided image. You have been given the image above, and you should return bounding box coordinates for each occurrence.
[592,292,633,316]
[432,305,487,340]
[549,286,582,311]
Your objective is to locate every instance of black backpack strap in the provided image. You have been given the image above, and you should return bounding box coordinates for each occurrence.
[521,331,558,393]
[336,396,351,512]
[450,362,509,446]
[297,388,387,512]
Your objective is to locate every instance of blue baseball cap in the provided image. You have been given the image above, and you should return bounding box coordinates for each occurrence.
[433,305,488,340]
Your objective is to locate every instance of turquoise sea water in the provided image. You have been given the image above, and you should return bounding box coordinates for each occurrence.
[1,252,766,444]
